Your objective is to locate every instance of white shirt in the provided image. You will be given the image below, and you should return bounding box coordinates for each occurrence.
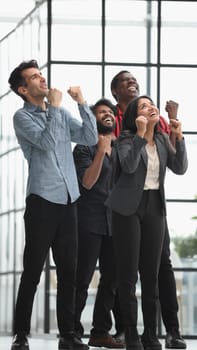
[144,143,159,190]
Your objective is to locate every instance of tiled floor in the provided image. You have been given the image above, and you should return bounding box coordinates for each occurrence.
[0,335,196,350]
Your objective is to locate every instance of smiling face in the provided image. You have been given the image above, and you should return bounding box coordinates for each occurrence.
[111,71,140,103]
[94,104,116,134]
[18,67,49,103]
[137,97,160,125]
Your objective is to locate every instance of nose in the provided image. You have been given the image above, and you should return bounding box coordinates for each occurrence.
[40,75,46,82]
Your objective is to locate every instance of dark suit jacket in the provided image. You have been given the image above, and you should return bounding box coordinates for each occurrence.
[105,131,188,216]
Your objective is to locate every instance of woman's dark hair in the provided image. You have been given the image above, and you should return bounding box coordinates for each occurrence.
[122,95,154,132]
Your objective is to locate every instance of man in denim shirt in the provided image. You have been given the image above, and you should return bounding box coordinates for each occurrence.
[8,59,97,350]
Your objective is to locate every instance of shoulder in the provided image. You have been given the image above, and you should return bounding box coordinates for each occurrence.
[73,143,96,155]
[13,107,34,125]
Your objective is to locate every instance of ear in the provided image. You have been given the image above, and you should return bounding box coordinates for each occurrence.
[18,86,28,97]
[111,87,116,96]
[111,87,117,100]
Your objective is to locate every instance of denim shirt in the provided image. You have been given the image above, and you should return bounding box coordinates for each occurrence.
[13,101,98,204]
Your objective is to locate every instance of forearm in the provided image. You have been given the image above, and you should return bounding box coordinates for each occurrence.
[82,150,105,189]
[70,103,98,145]
[169,132,176,148]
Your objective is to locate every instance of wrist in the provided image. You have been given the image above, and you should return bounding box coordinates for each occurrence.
[78,99,86,105]
[177,134,183,141]
[137,132,145,139]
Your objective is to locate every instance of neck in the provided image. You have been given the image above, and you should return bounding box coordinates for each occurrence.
[144,128,155,145]
[27,97,46,110]
[99,132,116,140]
[118,97,136,114]
[117,100,130,114]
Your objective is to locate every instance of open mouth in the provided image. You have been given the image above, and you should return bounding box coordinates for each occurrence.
[103,117,113,123]
[128,86,138,93]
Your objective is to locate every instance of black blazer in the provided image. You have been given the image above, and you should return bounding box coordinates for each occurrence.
[105,131,188,216]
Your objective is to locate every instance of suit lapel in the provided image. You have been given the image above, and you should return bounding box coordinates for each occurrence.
[141,146,148,166]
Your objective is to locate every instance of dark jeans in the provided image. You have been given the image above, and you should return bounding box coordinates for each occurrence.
[75,229,116,336]
[112,217,180,333]
[13,194,78,336]
[112,190,165,330]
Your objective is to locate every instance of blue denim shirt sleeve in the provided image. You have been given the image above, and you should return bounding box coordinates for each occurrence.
[69,103,98,145]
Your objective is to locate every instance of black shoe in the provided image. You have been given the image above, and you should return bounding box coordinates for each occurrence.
[165,330,186,349]
[113,331,125,344]
[125,327,144,350]
[141,328,162,350]
[59,333,89,350]
[11,334,29,350]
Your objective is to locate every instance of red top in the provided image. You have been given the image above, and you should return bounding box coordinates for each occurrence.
[114,105,123,137]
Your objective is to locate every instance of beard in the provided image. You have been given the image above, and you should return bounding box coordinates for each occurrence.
[97,120,116,135]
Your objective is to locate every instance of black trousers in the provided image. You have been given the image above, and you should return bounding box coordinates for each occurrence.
[159,218,179,332]
[112,217,179,333]
[75,229,116,336]
[112,190,165,331]
[13,194,78,336]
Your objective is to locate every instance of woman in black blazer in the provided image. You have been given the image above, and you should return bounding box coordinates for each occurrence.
[106,95,188,350]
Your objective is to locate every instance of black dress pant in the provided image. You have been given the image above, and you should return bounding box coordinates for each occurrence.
[112,217,180,334]
[13,194,78,336]
[158,218,179,332]
[75,229,116,336]
[112,190,165,331]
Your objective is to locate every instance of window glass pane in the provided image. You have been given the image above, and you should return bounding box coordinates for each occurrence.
[0,274,13,332]
[49,270,58,333]
[0,40,9,96]
[1,156,9,212]
[161,1,197,64]
[167,202,197,240]
[0,0,36,40]
[0,2,47,95]
[0,216,9,272]
[51,0,101,61]
[105,0,158,63]
[31,272,45,333]
[15,211,25,271]
[165,135,197,201]
[51,64,102,109]
[160,68,197,132]
[181,270,197,335]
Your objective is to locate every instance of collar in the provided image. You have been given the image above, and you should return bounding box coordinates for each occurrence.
[24,101,48,112]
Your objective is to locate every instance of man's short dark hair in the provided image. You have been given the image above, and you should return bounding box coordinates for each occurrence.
[8,59,39,100]
[91,98,117,115]
[110,70,130,100]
